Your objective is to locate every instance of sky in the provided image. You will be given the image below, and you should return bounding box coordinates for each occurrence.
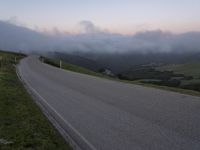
[0,0,200,34]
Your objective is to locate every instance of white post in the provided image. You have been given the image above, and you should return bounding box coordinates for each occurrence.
[60,60,62,69]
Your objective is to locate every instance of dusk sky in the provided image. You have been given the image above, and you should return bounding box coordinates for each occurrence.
[0,0,200,34]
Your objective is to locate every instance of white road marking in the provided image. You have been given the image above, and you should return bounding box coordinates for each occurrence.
[17,66,98,150]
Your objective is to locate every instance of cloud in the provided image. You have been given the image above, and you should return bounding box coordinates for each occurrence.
[5,16,27,27]
[6,16,18,24]
[0,20,200,54]
[79,20,107,33]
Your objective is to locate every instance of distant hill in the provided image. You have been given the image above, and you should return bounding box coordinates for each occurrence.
[157,61,200,79]
[44,52,200,92]
[48,51,200,73]
[1,20,200,75]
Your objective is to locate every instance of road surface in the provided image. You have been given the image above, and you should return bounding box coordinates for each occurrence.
[18,56,200,150]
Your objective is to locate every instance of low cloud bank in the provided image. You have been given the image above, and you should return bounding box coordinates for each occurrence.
[0,20,200,54]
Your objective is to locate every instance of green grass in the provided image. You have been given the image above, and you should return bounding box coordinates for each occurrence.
[156,62,200,94]
[157,61,200,79]
[41,56,200,97]
[41,57,113,79]
[0,50,71,150]
[181,79,200,85]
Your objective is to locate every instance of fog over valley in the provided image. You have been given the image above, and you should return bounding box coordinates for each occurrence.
[0,20,200,54]
[1,1,200,150]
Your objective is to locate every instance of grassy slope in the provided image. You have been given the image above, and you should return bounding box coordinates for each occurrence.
[157,62,200,79]
[0,51,70,150]
[157,61,200,88]
[41,56,200,97]
[42,57,113,79]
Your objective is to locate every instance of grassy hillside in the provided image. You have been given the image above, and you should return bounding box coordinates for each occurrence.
[47,52,104,72]
[0,50,70,150]
[0,50,25,65]
[40,56,112,79]
[153,62,200,92]
[157,62,200,79]
[41,56,200,96]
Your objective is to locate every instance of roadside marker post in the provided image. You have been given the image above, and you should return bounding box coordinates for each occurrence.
[60,60,62,69]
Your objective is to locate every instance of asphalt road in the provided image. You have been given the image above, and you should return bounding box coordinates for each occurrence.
[18,56,200,150]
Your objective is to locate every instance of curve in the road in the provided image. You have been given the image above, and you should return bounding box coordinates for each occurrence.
[18,56,200,150]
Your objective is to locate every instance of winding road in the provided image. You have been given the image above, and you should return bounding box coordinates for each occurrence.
[17,56,200,150]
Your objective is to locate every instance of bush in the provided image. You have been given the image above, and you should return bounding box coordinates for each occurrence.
[184,76,194,80]
[117,74,131,80]
[98,68,105,73]
[181,83,200,92]
[141,79,181,87]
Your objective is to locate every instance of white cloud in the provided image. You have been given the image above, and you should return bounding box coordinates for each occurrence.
[0,20,200,54]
